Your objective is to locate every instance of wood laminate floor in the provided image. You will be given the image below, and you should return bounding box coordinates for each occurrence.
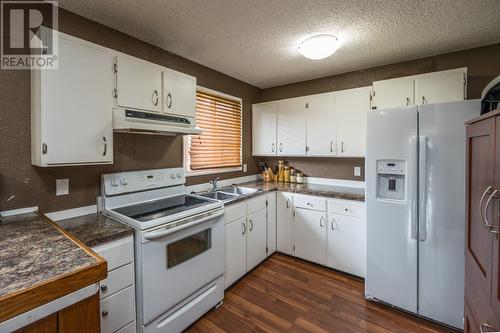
[185,253,458,333]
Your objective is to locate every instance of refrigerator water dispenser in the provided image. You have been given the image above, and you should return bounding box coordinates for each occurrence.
[377,160,406,201]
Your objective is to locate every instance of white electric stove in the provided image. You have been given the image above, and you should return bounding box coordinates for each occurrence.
[101,168,225,333]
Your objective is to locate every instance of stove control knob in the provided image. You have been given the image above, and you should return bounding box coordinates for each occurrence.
[170,172,176,179]
[111,179,119,187]
[120,178,128,185]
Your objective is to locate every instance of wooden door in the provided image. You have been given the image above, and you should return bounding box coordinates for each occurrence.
[491,116,500,330]
[58,293,100,333]
[335,86,372,157]
[372,77,414,109]
[162,69,196,118]
[44,36,113,165]
[465,117,496,329]
[293,208,327,265]
[415,69,466,105]
[115,55,162,112]
[277,97,307,156]
[224,217,247,287]
[306,92,336,156]
[277,192,293,254]
[246,209,268,271]
[252,103,277,156]
[14,314,57,333]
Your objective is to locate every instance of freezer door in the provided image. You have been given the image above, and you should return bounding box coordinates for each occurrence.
[418,100,480,329]
[366,107,418,313]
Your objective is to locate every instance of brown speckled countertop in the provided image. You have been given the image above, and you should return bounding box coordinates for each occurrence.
[0,212,98,298]
[57,214,133,248]
[228,181,365,203]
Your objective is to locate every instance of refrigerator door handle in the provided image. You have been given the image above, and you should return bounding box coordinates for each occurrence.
[410,135,419,240]
[419,136,428,241]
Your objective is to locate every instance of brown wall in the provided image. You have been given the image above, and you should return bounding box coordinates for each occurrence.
[259,44,500,181]
[1,7,499,213]
[0,9,261,213]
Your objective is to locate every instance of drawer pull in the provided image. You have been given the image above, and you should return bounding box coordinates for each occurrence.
[100,284,108,292]
[102,310,109,318]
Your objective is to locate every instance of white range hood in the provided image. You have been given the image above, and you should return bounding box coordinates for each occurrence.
[113,108,202,136]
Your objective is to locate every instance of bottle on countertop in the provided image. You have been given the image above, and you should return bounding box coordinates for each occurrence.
[284,165,290,182]
[296,171,304,184]
[290,168,296,183]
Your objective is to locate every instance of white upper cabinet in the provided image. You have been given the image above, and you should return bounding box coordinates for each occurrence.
[372,67,467,109]
[372,77,415,109]
[415,68,466,105]
[335,86,372,157]
[252,103,277,156]
[31,35,113,166]
[115,55,162,112]
[306,92,336,156]
[162,68,196,118]
[277,97,307,156]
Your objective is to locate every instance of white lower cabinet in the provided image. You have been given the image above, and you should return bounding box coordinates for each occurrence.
[224,195,273,288]
[92,236,136,333]
[224,216,247,287]
[276,192,294,255]
[246,208,267,271]
[266,192,277,255]
[293,207,327,265]
[276,192,366,278]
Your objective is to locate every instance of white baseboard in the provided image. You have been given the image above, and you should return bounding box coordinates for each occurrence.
[45,205,97,221]
[0,206,38,217]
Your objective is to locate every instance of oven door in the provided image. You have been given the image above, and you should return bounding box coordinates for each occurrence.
[139,208,225,325]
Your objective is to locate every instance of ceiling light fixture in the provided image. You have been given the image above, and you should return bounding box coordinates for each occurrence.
[298,34,340,60]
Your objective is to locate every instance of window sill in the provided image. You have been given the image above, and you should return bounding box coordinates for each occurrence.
[185,166,243,177]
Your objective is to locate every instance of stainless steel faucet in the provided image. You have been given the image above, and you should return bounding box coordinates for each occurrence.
[209,177,220,191]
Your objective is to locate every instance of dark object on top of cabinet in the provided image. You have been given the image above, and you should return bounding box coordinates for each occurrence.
[481,74,500,115]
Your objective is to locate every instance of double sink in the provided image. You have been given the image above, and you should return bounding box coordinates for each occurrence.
[196,186,260,203]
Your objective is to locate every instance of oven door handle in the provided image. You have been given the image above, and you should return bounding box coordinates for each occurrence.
[144,209,224,240]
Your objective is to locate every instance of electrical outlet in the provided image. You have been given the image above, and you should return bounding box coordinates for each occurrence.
[56,179,69,196]
[243,164,247,172]
[354,166,361,177]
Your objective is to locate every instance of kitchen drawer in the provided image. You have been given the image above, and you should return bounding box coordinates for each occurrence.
[100,263,134,300]
[293,194,326,211]
[246,194,267,215]
[327,199,365,218]
[93,236,134,271]
[116,321,136,333]
[224,202,245,224]
[100,286,135,333]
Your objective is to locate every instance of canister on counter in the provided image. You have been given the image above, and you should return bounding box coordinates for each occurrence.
[296,171,304,184]
[284,165,290,182]
[290,168,296,183]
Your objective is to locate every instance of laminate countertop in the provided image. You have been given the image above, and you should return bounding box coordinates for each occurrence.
[0,212,106,322]
[57,213,133,248]
[229,181,365,203]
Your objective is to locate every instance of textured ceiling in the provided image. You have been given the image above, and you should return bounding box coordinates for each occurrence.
[58,0,500,88]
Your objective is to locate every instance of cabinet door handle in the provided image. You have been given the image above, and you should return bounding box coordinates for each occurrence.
[286,199,290,209]
[421,96,426,105]
[279,143,283,152]
[166,92,172,108]
[100,284,108,292]
[242,222,246,235]
[481,323,497,333]
[331,217,337,230]
[341,141,344,153]
[320,216,325,228]
[272,143,275,152]
[152,90,159,106]
[102,136,107,156]
[483,188,499,234]
[249,219,254,232]
[101,310,109,318]
[479,186,493,225]
[330,141,333,153]
[406,97,410,106]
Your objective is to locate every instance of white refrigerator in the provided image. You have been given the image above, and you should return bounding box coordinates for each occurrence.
[365,100,480,329]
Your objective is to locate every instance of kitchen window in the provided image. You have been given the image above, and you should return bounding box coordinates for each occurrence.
[184,87,242,176]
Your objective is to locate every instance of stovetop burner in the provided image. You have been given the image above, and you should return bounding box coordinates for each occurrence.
[113,194,213,222]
